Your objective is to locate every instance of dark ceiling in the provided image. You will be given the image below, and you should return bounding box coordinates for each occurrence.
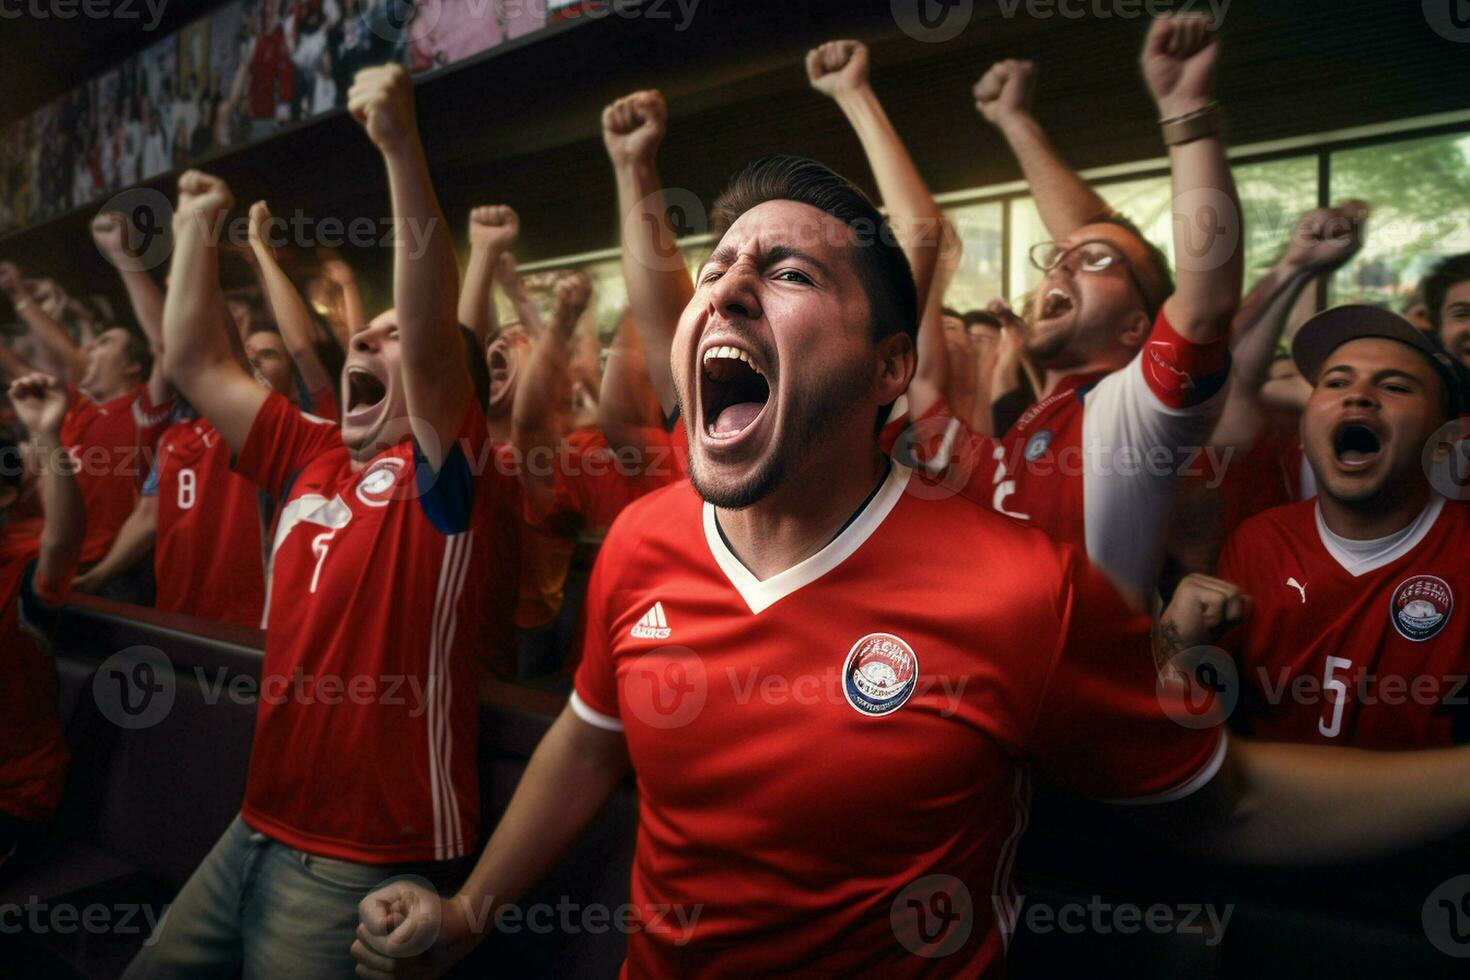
[2,0,1467,314]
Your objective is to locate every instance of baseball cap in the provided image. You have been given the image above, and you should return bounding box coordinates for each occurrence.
[1292,304,1467,417]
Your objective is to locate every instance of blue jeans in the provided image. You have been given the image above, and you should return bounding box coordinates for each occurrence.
[122,815,469,979]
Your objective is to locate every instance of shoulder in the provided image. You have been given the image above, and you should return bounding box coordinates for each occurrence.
[900,487,1074,584]
[1221,498,1316,574]
[595,480,701,571]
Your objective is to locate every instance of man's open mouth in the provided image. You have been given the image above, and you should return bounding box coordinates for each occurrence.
[1039,287,1074,321]
[346,366,387,413]
[700,343,770,440]
[1332,420,1383,469]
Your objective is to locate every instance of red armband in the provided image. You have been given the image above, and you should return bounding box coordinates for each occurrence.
[1141,311,1231,408]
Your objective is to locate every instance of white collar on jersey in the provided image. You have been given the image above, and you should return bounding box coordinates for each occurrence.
[703,462,913,615]
[1314,493,1446,578]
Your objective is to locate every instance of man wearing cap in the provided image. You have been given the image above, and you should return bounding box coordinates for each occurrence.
[1158,305,1470,748]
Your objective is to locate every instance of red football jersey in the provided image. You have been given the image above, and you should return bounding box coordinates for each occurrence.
[232,392,518,862]
[60,384,172,563]
[1218,497,1470,748]
[573,466,1224,977]
[543,427,685,536]
[0,520,72,823]
[146,416,266,629]
[941,311,1229,600]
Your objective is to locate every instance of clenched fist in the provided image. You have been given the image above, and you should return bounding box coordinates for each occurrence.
[1282,200,1369,274]
[806,40,870,99]
[602,90,667,170]
[553,270,593,324]
[468,205,519,253]
[91,211,131,258]
[1157,572,1250,657]
[972,59,1035,126]
[8,372,69,440]
[1141,13,1219,120]
[175,170,235,233]
[348,64,419,156]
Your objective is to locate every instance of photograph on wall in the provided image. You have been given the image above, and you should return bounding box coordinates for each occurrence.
[208,0,252,151]
[138,36,180,180]
[408,0,517,74]
[177,17,213,166]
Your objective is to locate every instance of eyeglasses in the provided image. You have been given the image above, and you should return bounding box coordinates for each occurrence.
[1028,239,1156,311]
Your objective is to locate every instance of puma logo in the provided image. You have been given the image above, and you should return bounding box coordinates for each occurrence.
[1287,577,1307,604]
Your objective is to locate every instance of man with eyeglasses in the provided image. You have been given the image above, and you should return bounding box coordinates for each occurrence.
[954,15,1240,605]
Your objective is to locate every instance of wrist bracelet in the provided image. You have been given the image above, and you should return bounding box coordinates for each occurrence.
[1160,101,1221,146]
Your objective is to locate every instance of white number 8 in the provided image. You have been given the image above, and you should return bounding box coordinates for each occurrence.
[177,468,196,510]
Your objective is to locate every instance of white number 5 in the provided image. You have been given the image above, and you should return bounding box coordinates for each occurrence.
[1318,656,1353,738]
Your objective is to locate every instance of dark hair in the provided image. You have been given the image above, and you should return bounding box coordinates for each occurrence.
[1096,214,1173,319]
[247,322,282,337]
[940,306,964,321]
[962,309,1002,331]
[710,155,918,348]
[1421,252,1470,333]
[120,327,153,381]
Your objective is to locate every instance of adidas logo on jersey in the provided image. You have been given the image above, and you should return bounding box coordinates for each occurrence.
[631,602,672,639]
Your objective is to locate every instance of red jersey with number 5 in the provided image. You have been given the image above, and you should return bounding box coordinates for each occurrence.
[232,392,519,863]
[1218,497,1470,748]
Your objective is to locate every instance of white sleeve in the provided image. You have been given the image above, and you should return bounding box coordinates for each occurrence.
[1080,354,1226,600]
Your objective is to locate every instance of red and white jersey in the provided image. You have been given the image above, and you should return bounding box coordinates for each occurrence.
[1218,496,1470,749]
[232,392,518,863]
[0,521,72,823]
[541,427,685,536]
[942,310,1229,600]
[59,384,172,563]
[144,415,266,629]
[573,466,1224,977]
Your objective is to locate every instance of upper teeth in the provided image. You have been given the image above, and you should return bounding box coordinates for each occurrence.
[1046,288,1067,302]
[703,345,757,371]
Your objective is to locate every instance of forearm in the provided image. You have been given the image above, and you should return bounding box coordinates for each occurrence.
[0,341,34,382]
[908,283,949,419]
[615,161,689,417]
[118,268,166,350]
[384,144,463,381]
[164,216,238,389]
[459,245,500,344]
[995,113,1109,239]
[453,708,629,930]
[251,239,332,392]
[31,433,85,593]
[1192,739,1470,865]
[79,496,156,587]
[835,86,940,308]
[1162,133,1243,340]
[16,303,87,384]
[511,333,572,520]
[1229,263,1312,388]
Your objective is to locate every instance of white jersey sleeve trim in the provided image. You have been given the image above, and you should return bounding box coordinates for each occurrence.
[1097,730,1229,807]
[570,690,624,732]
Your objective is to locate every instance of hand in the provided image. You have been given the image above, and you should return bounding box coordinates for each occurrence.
[468,205,519,253]
[71,571,105,595]
[1281,200,1369,274]
[247,200,276,255]
[1141,13,1219,120]
[972,59,1035,126]
[347,64,418,156]
[174,170,235,233]
[936,217,963,284]
[8,372,70,440]
[553,271,593,324]
[601,90,667,170]
[91,211,131,258]
[352,880,476,980]
[0,261,25,298]
[1157,572,1250,656]
[805,40,870,99]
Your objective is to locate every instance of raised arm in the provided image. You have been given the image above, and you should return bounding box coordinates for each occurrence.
[597,310,668,457]
[1144,14,1243,340]
[352,705,630,978]
[8,373,84,594]
[320,256,366,341]
[807,40,942,310]
[512,273,593,522]
[458,205,518,346]
[247,200,335,400]
[92,211,171,405]
[974,59,1110,240]
[0,338,36,383]
[0,263,88,385]
[347,64,467,469]
[1211,201,1368,450]
[906,219,960,418]
[603,89,687,419]
[494,253,544,338]
[162,171,269,454]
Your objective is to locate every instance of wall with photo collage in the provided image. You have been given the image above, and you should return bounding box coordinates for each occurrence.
[0,0,560,237]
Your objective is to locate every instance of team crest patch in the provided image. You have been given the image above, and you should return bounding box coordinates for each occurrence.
[842,633,919,717]
[356,457,405,507]
[1390,575,1453,642]
[1024,430,1052,462]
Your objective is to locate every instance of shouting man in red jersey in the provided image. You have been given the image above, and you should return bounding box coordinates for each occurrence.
[122,63,516,978]
[1163,305,1470,748]
[353,31,1470,980]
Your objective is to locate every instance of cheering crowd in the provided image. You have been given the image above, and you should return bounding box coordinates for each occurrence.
[2,13,1470,977]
